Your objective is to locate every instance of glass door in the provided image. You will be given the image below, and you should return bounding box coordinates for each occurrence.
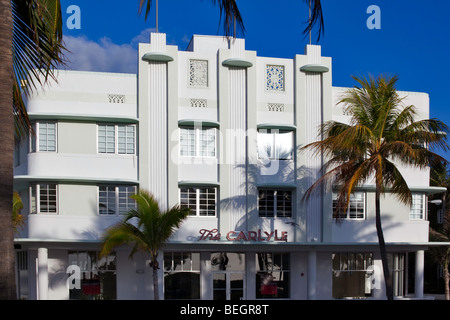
[211,252,245,300]
[213,272,244,300]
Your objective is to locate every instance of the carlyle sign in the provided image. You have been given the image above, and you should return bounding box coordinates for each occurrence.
[198,228,288,242]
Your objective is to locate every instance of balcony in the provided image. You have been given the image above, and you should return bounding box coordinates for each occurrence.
[14,152,138,186]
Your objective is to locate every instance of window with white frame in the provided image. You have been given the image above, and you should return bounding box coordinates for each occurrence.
[30,122,57,152]
[98,185,137,215]
[163,252,200,300]
[98,124,135,154]
[179,127,216,158]
[332,192,365,219]
[68,251,116,300]
[30,183,57,213]
[256,252,290,299]
[258,189,293,218]
[257,129,294,160]
[179,187,217,216]
[410,193,426,220]
[332,252,374,299]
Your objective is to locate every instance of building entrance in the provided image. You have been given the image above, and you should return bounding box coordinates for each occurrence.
[210,252,245,300]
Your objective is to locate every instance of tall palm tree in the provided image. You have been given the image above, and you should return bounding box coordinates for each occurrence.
[302,74,449,300]
[0,0,65,300]
[100,190,190,300]
[0,0,15,301]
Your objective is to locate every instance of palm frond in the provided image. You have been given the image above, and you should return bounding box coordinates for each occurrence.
[12,0,67,140]
[100,221,147,258]
[303,73,449,209]
[100,189,189,260]
[381,157,412,205]
[302,0,324,42]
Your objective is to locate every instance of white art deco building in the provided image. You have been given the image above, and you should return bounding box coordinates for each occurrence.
[13,33,445,300]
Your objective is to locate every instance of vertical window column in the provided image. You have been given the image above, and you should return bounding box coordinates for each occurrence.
[410,193,425,220]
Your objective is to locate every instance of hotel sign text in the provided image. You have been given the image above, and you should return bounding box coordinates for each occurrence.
[198,228,288,242]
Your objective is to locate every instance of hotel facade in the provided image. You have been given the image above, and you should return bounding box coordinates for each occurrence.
[13,33,445,300]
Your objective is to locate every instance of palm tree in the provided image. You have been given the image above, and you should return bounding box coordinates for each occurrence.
[100,190,190,300]
[0,0,65,300]
[302,74,449,300]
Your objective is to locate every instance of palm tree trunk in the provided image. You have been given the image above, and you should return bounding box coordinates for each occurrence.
[0,0,16,300]
[375,184,394,300]
[151,257,159,300]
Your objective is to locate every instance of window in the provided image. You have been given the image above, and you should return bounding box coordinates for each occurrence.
[332,192,365,219]
[388,253,406,297]
[68,251,116,300]
[98,124,135,154]
[30,122,57,152]
[30,183,57,214]
[258,189,292,218]
[180,187,217,217]
[164,252,200,299]
[180,127,216,158]
[410,193,425,220]
[256,253,290,299]
[257,129,294,160]
[98,185,137,215]
[332,252,374,299]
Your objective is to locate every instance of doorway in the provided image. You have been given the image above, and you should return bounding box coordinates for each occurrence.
[210,252,245,300]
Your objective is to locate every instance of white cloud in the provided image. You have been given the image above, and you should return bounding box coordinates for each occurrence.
[62,29,155,74]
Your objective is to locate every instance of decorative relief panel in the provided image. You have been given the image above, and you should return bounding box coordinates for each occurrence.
[266,65,285,92]
[190,99,207,108]
[268,103,284,112]
[108,94,125,103]
[189,59,208,88]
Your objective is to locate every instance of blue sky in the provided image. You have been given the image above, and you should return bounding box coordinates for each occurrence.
[61,0,450,160]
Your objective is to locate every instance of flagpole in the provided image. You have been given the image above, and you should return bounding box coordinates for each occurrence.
[156,0,159,33]
[309,0,312,44]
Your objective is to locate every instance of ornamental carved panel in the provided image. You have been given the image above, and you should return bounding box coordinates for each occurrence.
[266,65,285,92]
[190,99,207,108]
[189,59,208,88]
[108,94,125,103]
[268,103,284,112]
